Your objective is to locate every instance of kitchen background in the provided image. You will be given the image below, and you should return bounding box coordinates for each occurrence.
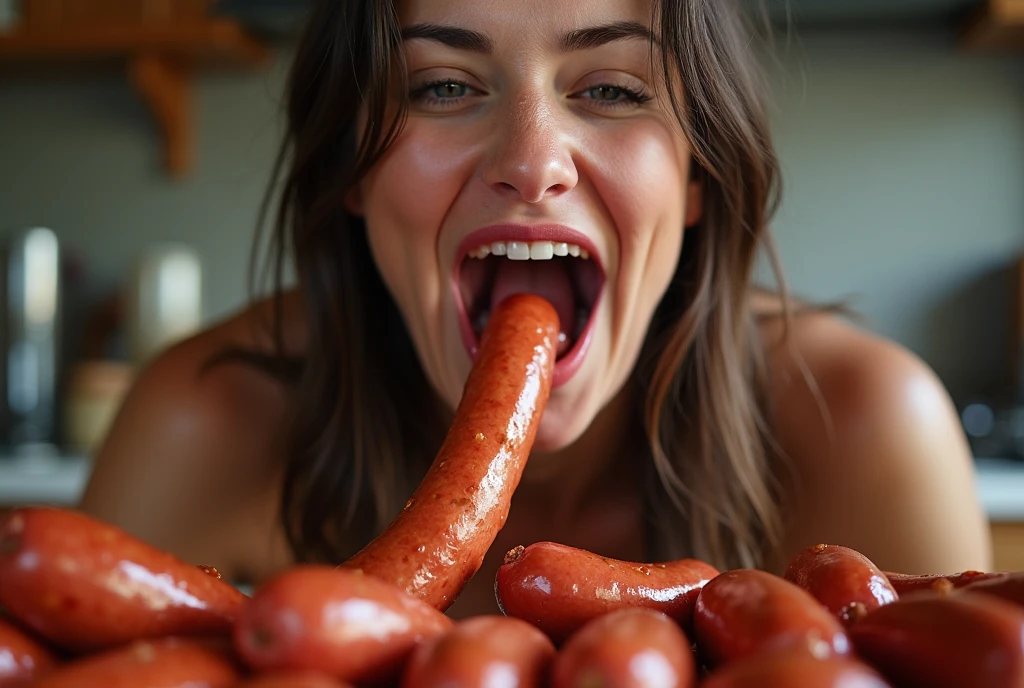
[1,0,1023,563]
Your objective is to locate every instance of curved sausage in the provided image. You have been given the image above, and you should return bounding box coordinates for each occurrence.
[692,569,850,669]
[402,615,554,688]
[234,672,351,688]
[551,608,695,688]
[30,638,239,688]
[965,572,1024,608]
[700,651,892,688]
[883,569,1008,596]
[234,565,453,684]
[0,616,58,686]
[342,294,558,611]
[0,507,248,652]
[494,541,718,643]
[850,592,1024,688]
[784,544,897,626]
[198,565,224,580]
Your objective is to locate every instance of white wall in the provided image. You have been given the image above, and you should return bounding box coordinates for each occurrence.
[1,28,1022,404]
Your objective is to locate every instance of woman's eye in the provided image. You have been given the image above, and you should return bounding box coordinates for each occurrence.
[589,86,625,101]
[410,79,476,107]
[577,84,652,108]
[428,82,469,98]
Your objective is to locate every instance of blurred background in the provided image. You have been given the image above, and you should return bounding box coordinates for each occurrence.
[0,0,1022,563]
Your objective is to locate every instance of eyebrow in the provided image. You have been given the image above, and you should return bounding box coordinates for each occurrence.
[400,21,656,55]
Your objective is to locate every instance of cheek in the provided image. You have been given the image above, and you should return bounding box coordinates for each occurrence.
[587,123,688,273]
[360,122,477,302]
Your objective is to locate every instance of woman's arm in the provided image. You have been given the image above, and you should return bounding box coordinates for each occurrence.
[78,329,293,582]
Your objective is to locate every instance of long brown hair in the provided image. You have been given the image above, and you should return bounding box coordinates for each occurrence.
[252,0,790,571]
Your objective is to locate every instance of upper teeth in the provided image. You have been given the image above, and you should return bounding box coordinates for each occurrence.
[469,241,590,261]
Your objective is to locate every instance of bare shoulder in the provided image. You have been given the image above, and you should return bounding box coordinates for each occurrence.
[78,291,305,580]
[756,296,992,575]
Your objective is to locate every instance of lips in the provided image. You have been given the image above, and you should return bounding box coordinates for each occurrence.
[451,224,605,389]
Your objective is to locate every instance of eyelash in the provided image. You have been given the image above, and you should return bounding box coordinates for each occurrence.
[409,78,652,109]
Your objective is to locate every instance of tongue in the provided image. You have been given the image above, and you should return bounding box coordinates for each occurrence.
[490,260,575,356]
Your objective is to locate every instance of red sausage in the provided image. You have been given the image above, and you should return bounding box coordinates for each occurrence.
[494,541,718,643]
[0,507,248,652]
[692,569,850,669]
[700,651,892,688]
[784,544,897,626]
[234,565,453,683]
[850,592,1024,688]
[401,615,554,688]
[550,608,695,688]
[0,616,58,686]
[30,638,239,688]
[966,572,1024,608]
[342,294,559,611]
[883,569,1008,596]
[198,565,224,580]
[234,672,351,688]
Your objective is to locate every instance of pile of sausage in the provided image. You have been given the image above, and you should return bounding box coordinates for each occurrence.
[3,510,1023,688]
[1,294,1022,687]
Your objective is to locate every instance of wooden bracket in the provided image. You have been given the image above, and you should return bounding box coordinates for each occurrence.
[0,16,271,178]
[961,0,1024,51]
[129,54,191,177]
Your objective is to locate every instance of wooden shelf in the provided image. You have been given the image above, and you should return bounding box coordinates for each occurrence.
[0,20,270,66]
[0,18,272,177]
[961,0,1024,52]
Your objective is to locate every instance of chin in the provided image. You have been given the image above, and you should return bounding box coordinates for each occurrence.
[531,395,596,452]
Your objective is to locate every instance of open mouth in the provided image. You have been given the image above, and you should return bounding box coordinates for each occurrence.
[453,228,605,386]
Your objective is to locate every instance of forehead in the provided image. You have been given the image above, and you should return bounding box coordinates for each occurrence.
[397,0,653,44]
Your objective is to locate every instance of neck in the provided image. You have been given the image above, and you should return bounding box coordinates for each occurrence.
[518,382,640,521]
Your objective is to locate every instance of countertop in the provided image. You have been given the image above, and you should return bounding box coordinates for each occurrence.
[3,452,1024,520]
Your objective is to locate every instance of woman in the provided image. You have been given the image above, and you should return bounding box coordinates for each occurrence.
[79,0,991,617]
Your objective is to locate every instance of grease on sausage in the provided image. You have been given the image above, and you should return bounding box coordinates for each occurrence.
[234,565,453,684]
[850,592,1024,688]
[551,608,695,688]
[342,294,559,611]
[692,569,850,669]
[883,569,1007,597]
[0,507,248,652]
[402,615,554,688]
[30,638,238,688]
[784,544,897,626]
[0,616,58,686]
[700,650,891,688]
[495,541,717,643]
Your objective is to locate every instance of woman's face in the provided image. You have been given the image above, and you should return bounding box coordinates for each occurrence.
[357,0,701,452]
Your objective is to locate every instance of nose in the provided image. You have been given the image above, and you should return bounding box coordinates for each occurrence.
[481,91,578,203]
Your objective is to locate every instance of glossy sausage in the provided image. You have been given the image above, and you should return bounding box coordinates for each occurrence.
[402,615,554,688]
[198,565,224,580]
[700,650,892,688]
[784,544,897,626]
[550,608,695,688]
[30,638,239,688]
[0,616,58,686]
[234,672,351,688]
[0,507,248,652]
[965,572,1024,608]
[342,294,559,611]
[850,592,1024,688]
[692,569,850,669]
[234,565,453,683]
[883,569,1008,596]
[494,541,718,643]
